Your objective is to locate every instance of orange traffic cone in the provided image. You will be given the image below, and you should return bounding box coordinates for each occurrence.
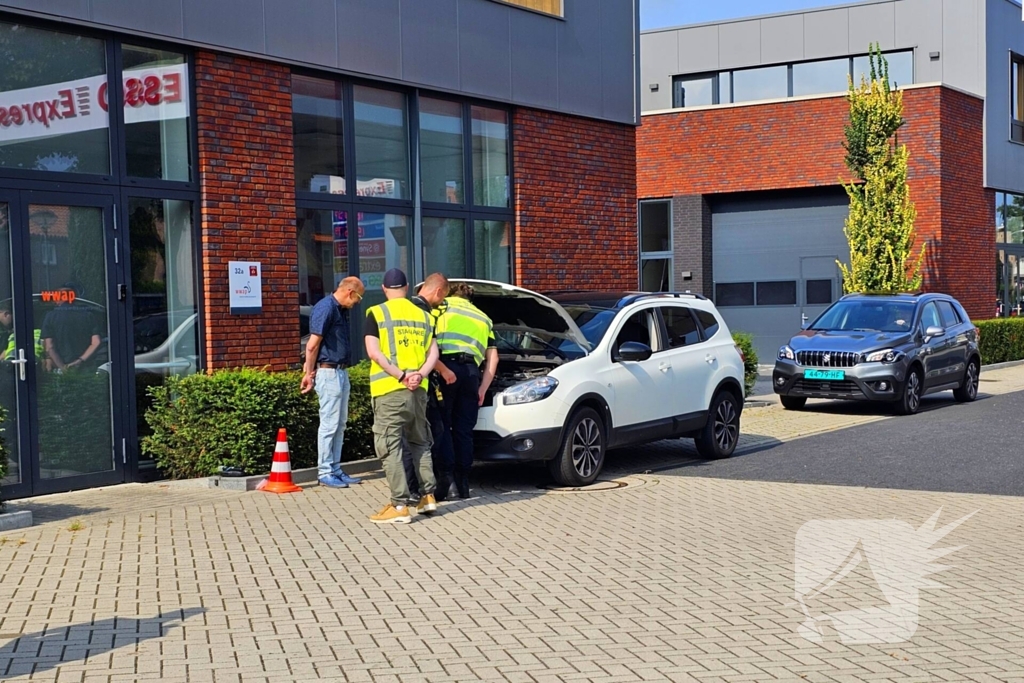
[261,428,303,494]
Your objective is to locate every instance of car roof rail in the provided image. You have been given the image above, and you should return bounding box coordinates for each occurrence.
[620,291,709,307]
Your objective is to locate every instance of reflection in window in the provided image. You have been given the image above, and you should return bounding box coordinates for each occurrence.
[474,220,511,283]
[673,75,714,108]
[293,75,345,194]
[472,106,509,207]
[854,50,913,89]
[0,21,110,174]
[640,201,670,252]
[298,209,348,309]
[732,65,788,103]
[420,98,464,204]
[128,198,197,473]
[423,216,466,278]
[642,259,671,292]
[793,58,849,97]
[0,202,21,485]
[122,45,190,181]
[354,86,410,200]
[356,212,410,318]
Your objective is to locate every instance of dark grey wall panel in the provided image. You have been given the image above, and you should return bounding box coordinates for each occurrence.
[557,0,603,117]
[601,0,636,123]
[182,0,264,54]
[91,0,183,38]
[265,0,337,68]
[1,0,87,21]
[511,8,558,110]
[401,0,460,91]
[0,0,639,124]
[337,0,401,79]
[458,0,511,101]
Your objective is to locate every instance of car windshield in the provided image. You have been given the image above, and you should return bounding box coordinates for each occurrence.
[811,300,917,333]
[494,303,616,361]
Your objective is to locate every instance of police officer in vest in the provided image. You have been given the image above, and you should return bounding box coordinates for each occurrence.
[364,268,440,524]
[434,282,499,499]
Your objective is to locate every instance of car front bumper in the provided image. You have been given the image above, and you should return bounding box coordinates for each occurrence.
[773,359,907,401]
[473,426,563,462]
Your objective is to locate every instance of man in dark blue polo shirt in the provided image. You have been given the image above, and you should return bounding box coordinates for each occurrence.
[301,276,366,488]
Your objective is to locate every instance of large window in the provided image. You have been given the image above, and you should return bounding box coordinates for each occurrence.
[122,45,191,181]
[0,22,110,174]
[354,86,410,200]
[1012,54,1023,144]
[472,106,510,208]
[671,50,915,109]
[997,192,1024,245]
[639,200,672,292]
[420,97,464,205]
[293,75,345,194]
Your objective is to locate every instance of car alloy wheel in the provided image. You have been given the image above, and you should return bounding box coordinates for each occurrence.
[571,417,602,479]
[713,398,739,452]
[905,371,921,413]
[966,362,979,399]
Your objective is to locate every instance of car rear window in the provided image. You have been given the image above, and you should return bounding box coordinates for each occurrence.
[937,301,961,328]
[660,306,701,348]
[696,309,720,339]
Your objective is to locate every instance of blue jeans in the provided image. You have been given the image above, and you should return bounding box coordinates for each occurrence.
[314,368,350,479]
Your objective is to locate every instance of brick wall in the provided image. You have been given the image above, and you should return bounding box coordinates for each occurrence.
[513,109,637,291]
[195,52,296,370]
[637,86,992,320]
[670,195,713,295]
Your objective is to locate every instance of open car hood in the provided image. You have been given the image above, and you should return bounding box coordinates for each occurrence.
[446,279,591,352]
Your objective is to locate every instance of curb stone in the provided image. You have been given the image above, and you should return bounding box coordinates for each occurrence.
[209,457,381,492]
[0,510,33,532]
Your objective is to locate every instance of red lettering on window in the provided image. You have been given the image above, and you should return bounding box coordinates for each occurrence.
[9,106,23,125]
[0,107,8,127]
[97,82,109,112]
[58,89,76,118]
[143,75,161,105]
[20,104,34,123]
[162,72,182,103]
[125,78,144,107]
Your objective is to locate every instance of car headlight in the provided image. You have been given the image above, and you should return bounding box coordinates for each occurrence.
[778,345,795,361]
[864,348,902,363]
[502,376,558,406]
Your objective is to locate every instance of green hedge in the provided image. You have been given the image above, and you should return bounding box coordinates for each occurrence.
[976,318,1024,365]
[142,363,375,480]
[731,332,760,396]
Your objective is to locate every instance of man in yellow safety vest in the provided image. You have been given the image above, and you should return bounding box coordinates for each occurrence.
[434,282,498,499]
[363,268,440,524]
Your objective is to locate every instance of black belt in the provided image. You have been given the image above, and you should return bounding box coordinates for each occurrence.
[318,362,348,369]
[441,353,478,365]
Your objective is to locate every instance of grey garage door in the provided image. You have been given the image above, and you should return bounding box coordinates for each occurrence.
[712,193,850,363]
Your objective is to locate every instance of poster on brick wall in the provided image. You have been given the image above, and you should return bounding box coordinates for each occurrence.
[229,261,262,314]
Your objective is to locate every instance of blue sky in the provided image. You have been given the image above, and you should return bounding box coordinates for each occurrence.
[640,0,854,31]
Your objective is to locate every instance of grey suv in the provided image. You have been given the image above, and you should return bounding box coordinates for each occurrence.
[773,293,980,415]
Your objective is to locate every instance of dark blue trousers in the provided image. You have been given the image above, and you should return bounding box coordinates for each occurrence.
[440,361,481,496]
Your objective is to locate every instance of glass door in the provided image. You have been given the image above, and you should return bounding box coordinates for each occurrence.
[1,191,125,497]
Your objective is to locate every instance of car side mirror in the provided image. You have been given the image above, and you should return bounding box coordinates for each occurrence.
[924,325,945,342]
[614,341,652,363]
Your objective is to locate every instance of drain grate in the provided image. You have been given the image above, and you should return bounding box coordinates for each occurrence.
[483,476,651,496]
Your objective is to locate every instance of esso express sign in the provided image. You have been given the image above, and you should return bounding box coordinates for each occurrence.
[0,64,189,144]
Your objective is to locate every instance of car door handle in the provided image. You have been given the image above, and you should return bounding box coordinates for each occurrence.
[705,354,717,364]
[658,362,670,373]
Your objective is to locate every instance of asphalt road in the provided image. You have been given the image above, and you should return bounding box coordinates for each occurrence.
[659,388,1024,497]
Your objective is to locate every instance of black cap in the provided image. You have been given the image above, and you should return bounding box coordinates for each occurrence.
[382,268,408,289]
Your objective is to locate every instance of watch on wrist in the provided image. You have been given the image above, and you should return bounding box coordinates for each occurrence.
[399,371,407,382]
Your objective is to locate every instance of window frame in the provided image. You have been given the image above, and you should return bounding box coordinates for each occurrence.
[671,49,915,109]
[291,70,515,287]
[1011,52,1024,144]
[638,199,673,292]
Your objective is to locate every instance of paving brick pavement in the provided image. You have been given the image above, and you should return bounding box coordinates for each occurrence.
[0,367,1022,682]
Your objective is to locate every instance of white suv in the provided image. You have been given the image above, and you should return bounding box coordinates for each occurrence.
[454,281,747,486]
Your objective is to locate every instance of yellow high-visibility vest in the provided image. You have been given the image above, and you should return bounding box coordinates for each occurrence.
[367,297,434,398]
[435,296,492,365]
[3,329,44,361]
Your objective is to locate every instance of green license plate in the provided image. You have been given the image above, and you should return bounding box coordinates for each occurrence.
[804,369,845,381]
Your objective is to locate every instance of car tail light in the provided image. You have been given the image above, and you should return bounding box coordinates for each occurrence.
[735,344,745,363]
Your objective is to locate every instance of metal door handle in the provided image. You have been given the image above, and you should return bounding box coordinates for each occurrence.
[705,354,717,364]
[11,348,27,381]
[658,362,670,373]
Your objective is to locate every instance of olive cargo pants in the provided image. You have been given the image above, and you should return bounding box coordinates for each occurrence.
[372,387,435,505]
